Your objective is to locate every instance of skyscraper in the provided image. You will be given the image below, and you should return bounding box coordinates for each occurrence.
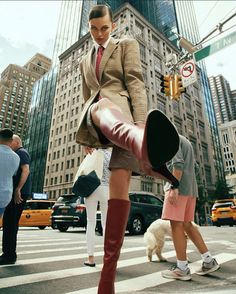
[231,89,236,119]
[209,75,235,125]
[25,0,83,193]
[0,53,51,139]
[78,0,225,181]
[174,0,225,181]
[80,0,178,46]
[27,0,223,198]
[44,2,216,214]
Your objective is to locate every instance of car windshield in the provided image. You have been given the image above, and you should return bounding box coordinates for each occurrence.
[213,202,233,208]
[56,195,79,205]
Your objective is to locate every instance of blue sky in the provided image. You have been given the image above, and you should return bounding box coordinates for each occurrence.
[0,1,235,89]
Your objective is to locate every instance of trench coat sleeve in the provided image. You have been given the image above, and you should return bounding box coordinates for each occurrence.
[122,39,147,123]
[80,62,91,101]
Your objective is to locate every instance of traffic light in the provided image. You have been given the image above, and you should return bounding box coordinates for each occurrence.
[172,74,186,101]
[160,75,172,97]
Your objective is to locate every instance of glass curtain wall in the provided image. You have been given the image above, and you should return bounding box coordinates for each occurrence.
[25,0,83,194]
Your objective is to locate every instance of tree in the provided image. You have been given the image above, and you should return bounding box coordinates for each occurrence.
[210,179,233,201]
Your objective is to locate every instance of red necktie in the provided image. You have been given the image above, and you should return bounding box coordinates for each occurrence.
[95,46,104,80]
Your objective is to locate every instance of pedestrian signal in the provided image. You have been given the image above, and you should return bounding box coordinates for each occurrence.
[160,75,172,97]
[172,74,186,101]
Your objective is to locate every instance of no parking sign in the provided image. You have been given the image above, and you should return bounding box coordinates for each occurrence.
[180,59,197,87]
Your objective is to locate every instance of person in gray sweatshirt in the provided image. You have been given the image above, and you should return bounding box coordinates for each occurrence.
[161,135,219,280]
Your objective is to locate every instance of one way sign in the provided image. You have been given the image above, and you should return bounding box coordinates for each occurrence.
[180,59,197,87]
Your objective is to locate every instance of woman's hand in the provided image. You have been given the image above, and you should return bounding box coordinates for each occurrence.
[84,146,94,154]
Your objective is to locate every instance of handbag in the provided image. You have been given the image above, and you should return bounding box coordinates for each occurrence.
[72,170,101,198]
[72,150,104,197]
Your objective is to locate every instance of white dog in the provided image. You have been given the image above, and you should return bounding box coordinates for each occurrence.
[144,219,198,262]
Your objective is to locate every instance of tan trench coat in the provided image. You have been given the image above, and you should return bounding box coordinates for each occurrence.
[76,37,148,147]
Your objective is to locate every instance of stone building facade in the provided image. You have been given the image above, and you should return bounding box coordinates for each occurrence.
[44,4,216,203]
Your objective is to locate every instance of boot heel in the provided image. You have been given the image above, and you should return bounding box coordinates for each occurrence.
[146,110,179,168]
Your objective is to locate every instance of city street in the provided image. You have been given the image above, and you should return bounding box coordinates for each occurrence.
[0,225,235,293]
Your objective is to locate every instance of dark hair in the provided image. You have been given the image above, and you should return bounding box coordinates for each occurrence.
[89,5,113,21]
[0,128,13,142]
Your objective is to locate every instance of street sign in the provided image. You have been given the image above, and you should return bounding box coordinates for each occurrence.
[180,59,197,87]
[194,30,236,62]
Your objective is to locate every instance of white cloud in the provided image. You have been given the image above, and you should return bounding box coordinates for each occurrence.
[0,0,60,72]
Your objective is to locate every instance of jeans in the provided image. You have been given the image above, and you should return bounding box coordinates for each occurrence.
[84,185,109,256]
[2,194,28,260]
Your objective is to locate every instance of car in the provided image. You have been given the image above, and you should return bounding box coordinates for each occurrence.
[0,200,55,230]
[51,194,87,232]
[211,198,236,227]
[97,191,163,235]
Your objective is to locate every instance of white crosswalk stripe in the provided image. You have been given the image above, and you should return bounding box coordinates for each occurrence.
[67,253,236,294]
[0,246,145,267]
[16,240,86,248]
[0,232,235,294]
[17,244,103,255]
[0,249,189,289]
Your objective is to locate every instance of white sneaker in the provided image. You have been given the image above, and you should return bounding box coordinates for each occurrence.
[162,265,192,281]
[195,258,220,275]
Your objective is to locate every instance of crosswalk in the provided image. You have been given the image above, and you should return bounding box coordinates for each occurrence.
[0,229,235,294]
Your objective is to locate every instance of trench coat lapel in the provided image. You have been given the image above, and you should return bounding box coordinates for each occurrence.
[85,45,99,87]
[99,38,119,82]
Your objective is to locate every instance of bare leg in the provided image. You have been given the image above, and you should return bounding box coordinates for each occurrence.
[183,222,208,254]
[170,220,187,261]
[109,169,131,200]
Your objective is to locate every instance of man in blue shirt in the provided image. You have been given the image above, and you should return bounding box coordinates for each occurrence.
[0,129,20,216]
[0,134,31,265]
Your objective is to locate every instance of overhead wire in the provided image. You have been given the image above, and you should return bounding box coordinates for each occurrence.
[200,24,236,46]
[198,1,220,29]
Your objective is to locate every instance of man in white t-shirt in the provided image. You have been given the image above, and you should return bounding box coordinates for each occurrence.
[0,129,20,216]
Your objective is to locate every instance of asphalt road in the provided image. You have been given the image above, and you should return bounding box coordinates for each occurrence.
[0,225,235,293]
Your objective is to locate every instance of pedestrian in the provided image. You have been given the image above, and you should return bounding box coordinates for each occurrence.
[0,134,32,265]
[84,148,111,267]
[161,135,220,280]
[76,5,179,293]
[0,129,20,217]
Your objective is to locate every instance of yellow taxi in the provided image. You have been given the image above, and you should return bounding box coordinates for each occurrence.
[211,198,236,227]
[0,200,55,230]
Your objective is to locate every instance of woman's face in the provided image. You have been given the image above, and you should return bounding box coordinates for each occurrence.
[89,13,115,46]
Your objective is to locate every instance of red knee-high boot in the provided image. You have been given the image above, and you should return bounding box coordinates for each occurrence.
[99,108,179,186]
[97,199,130,294]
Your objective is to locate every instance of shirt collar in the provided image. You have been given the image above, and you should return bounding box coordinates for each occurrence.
[94,36,111,53]
[0,144,12,151]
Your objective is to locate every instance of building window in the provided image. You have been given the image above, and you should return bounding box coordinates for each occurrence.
[199,122,205,138]
[135,21,144,38]
[139,43,146,61]
[205,166,212,185]
[157,100,166,113]
[187,116,194,134]
[222,132,229,145]
[202,144,209,161]
[141,181,153,192]
[154,55,161,72]
[152,36,160,51]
